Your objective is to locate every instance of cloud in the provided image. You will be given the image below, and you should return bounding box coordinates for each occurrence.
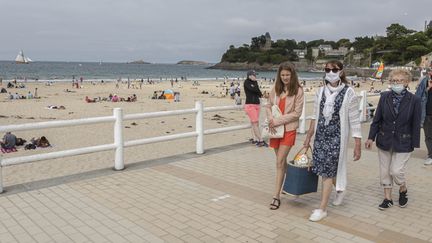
[225,17,264,29]
[0,0,431,62]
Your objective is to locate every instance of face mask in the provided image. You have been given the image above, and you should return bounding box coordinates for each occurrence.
[325,71,341,84]
[391,84,405,94]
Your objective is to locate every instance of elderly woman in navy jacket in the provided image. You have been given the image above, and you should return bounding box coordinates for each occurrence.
[365,69,421,210]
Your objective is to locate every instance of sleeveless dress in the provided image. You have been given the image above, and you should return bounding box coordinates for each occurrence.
[312,85,348,178]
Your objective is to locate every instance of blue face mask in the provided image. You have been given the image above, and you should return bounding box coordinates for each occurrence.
[391,84,405,94]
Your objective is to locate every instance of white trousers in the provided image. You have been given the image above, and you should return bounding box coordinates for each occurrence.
[377,148,411,188]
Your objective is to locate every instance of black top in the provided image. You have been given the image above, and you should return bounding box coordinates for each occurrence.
[426,89,432,115]
[243,78,262,104]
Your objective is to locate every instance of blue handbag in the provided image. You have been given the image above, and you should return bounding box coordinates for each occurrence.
[283,147,318,196]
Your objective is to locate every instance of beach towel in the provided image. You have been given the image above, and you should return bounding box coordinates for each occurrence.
[1,147,17,153]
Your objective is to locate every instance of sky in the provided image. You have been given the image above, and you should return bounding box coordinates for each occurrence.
[0,0,431,63]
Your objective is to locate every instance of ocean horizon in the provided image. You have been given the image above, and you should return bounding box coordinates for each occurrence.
[0,61,325,82]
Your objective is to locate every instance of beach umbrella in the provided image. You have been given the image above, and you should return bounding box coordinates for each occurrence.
[163,89,174,99]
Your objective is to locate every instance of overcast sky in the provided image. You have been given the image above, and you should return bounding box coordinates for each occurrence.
[1,0,430,63]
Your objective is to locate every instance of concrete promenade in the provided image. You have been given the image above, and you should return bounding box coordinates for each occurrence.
[0,131,431,242]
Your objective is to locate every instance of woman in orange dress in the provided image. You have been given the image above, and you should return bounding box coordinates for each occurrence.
[267,62,304,210]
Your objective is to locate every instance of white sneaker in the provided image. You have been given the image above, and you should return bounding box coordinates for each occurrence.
[424,158,432,165]
[332,190,346,206]
[309,209,327,222]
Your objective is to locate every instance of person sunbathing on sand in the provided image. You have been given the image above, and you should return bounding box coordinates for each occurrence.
[111,94,119,102]
[85,96,96,103]
[126,94,137,102]
[47,105,66,109]
[1,132,17,149]
[31,136,51,148]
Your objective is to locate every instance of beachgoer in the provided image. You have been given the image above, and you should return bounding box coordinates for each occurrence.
[229,84,236,99]
[234,93,242,105]
[366,69,421,210]
[266,63,304,210]
[32,136,51,148]
[1,132,17,149]
[303,60,361,221]
[174,92,180,102]
[415,67,432,165]
[27,91,33,99]
[85,96,96,103]
[243,70,265,147]
[111,94,119,102]
[151,91,158,99]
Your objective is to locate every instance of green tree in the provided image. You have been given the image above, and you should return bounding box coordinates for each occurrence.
[336,38,351,48]
[352,36,375,52]
[306,39,325,48]
[386,23,415,39]
[404,45,430,61]
[297,41,307,49]
[251,37,260,50]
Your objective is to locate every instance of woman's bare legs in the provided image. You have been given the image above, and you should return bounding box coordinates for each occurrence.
[273,145,292,199]
[319,177,334,211]
[251,121,262,142]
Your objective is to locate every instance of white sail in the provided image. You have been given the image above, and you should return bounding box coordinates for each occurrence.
[15,50,32,64]
[15,50,26,63]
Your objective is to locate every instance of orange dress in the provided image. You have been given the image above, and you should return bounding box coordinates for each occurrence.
[269,96,297,149]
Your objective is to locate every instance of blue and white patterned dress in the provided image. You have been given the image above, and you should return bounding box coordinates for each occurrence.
[312,85,348,178]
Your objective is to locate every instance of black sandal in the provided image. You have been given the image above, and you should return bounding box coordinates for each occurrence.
[269,198,281,210]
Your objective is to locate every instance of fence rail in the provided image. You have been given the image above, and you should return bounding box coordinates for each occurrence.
[0,91,378,193]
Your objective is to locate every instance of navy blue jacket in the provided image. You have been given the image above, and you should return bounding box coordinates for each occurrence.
[414,75,429,126]
[368,91,421,152]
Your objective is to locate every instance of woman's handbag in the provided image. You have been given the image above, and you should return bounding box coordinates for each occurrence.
[292,147,312,167]
[261,96,284,138]
[282,147,318,196]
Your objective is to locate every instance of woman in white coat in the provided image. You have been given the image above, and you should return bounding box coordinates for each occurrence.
[303,60,362,222]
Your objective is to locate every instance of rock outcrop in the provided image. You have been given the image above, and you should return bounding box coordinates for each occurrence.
[177,60,208,65]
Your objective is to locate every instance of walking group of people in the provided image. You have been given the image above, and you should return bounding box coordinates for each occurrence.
[243,60,427,222]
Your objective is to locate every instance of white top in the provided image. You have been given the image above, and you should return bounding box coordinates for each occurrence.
[311,86,362,191]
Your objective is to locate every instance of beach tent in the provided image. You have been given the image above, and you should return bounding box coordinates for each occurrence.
[163,89,174,99]
[371,61,381,68]
[405,61,417,67]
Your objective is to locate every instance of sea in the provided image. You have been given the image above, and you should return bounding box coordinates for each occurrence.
[0,61,324,82]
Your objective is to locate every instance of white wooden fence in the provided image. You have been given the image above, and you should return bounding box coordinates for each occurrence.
[0,92,378,193]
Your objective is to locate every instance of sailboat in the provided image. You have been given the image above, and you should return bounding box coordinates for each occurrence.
[369,61,384,82]
[15,50,32,64]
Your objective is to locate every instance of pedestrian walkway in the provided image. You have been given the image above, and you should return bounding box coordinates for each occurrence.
[0,133,431,242]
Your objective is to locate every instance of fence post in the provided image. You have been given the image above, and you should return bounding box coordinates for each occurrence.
[0,162,3,194]
[114,108,125,170]
[195,101,204,154]
[298,94,307,134]
[359,90,368,122]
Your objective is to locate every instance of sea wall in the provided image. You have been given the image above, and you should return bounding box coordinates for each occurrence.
[209,61,310,72]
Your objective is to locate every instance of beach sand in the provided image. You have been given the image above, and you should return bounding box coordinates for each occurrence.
[0,79,385,187]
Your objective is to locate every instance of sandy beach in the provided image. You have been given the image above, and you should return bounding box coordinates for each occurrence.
[0,78,387,187]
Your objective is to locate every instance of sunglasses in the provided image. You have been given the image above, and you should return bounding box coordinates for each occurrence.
[389,79,405,84]
[324,68,340,73]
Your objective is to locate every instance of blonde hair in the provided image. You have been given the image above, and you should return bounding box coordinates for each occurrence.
[388,69,412,82]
